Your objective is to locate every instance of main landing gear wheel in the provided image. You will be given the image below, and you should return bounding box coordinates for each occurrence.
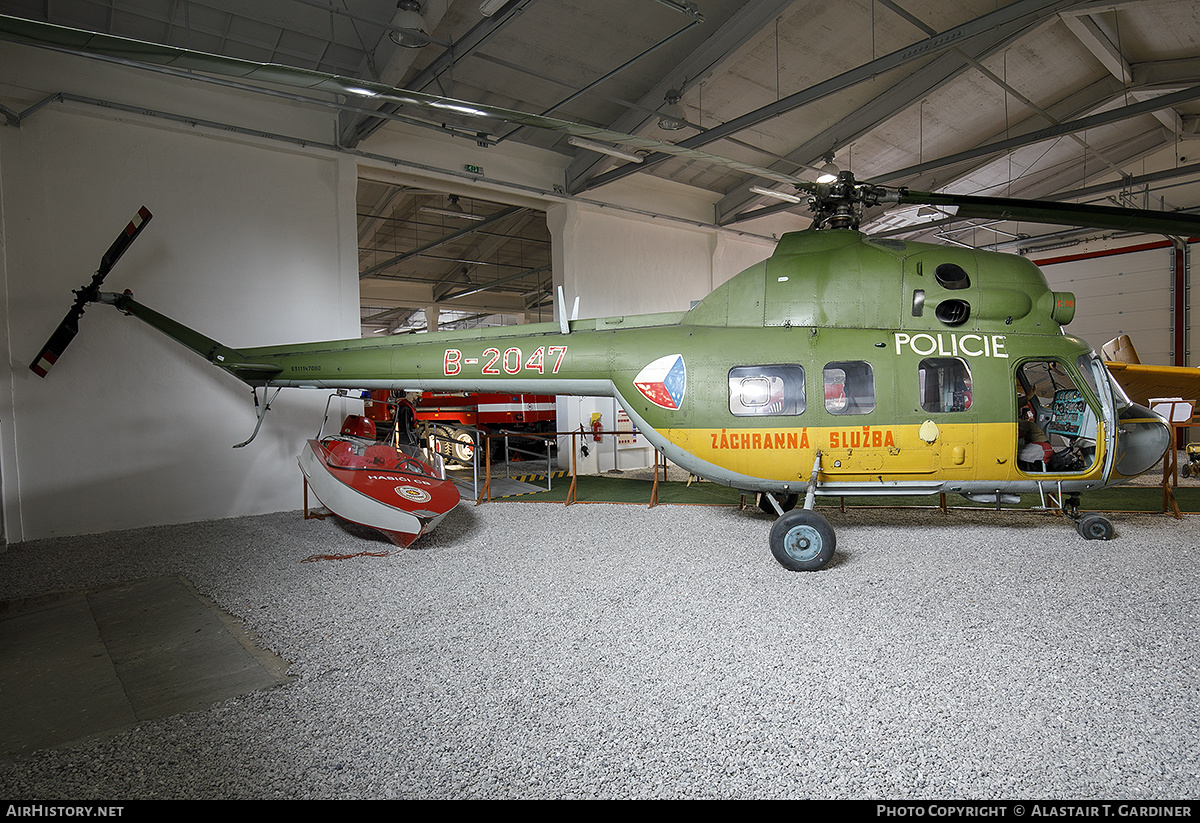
[769,509,836,571]
[1075,512,1114,540]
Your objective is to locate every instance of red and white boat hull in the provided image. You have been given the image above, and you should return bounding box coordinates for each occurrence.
[298,438,460,547]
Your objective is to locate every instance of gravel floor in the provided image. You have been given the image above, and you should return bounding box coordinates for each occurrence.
[0,497,1198,799]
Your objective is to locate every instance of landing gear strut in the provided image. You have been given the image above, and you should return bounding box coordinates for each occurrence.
[765,453,836,571]
[757,492,798,516]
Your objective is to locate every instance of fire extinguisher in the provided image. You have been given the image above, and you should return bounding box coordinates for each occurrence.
[591,413,603,442]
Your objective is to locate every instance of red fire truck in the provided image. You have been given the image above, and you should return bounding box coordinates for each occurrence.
[367,390,557,465]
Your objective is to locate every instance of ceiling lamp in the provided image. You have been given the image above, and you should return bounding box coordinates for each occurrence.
[388,1,428,49]
[817,153,840,184]
[658,89,686,131]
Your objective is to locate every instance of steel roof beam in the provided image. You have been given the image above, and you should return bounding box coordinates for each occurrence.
[359,206,526,280]
[870,52,1200,204]
[342,0,539,148]
[573,0,1097,195]
[869,83,1200,187]
[714,21,1035,224]
[564,0,798,194]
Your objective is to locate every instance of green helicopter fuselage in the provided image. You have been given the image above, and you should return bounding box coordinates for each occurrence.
[108,229,1171,498]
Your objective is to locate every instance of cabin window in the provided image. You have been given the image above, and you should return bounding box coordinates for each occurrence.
[918,358,972,412]
[728,365,806,416]
[824,361,875,415]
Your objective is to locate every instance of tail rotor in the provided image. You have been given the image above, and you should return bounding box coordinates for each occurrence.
[29,206,152,377]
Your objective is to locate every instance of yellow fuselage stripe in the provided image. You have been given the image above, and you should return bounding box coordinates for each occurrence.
[661,422,1106,484]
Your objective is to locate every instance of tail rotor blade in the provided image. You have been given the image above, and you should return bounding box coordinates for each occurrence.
[29,206,153,378]
[29,307,83,377]
[97,206,153,280]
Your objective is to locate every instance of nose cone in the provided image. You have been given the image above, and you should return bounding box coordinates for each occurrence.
[1113,403,1171,479]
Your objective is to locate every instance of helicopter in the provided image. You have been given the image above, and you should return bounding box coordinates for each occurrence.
[14,16,1195,571]
[29,180,1187,571]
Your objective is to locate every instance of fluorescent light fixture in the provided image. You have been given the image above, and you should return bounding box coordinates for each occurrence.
[567,136,644,163]
[650,0,704,21]
[420,195,486,221]
[420,206,486,221]
[479,0,509,15]
[749,185,804,204]
[428,100,491,117]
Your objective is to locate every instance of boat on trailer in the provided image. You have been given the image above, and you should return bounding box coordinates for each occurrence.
[299,397,460,547]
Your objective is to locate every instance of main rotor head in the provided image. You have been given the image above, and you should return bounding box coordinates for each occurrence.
[800,171,897,231]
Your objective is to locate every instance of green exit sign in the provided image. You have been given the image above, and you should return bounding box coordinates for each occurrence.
[463,164,484,176]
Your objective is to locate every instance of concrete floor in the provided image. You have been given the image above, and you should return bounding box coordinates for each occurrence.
[0,575,291,763]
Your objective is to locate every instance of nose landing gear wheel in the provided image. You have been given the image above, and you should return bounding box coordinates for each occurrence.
[769,509,836,571]
[1075,512,1114,540]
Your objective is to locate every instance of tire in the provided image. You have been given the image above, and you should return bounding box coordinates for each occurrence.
[1075,512,1114,541]
[769,509,836,571]
[450,428,477,465]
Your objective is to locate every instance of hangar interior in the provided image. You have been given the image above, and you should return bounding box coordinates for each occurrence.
[3,0,1200,543]
[1,0,1200,801]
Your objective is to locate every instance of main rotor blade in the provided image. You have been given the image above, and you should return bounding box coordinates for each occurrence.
[896,190,1200,237]
[30,206,153,378]
[0,14,808,190]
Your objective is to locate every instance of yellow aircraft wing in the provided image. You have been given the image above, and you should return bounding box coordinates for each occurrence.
[1100,335,1200,408]
[1104,361,1200,408]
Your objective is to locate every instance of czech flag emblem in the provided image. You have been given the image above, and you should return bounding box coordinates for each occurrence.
[634,354,686,410]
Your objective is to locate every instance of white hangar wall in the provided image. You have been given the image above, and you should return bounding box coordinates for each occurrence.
[0,43,360,543]
[1033,238,1191,367]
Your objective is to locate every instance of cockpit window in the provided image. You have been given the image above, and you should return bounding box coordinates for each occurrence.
[1108,371,1133,410]
[1075,354,1101,400]
[1016,360,1098,474]
[1084,353,1133,410]
[729,365,805,416]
